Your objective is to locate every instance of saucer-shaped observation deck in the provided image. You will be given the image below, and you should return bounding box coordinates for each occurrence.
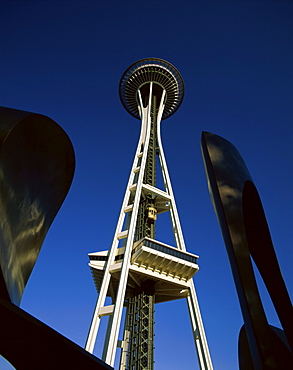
[119,58,184,120]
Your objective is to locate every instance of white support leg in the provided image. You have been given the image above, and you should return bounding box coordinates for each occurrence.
[156,109,213,370]
[85,86,152,356]
[187,279,213,370]
[100,84,154,367]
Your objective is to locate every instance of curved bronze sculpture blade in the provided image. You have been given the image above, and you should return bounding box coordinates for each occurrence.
[0,107,112,369]
[201,131,293,369]
[0,106,75,306]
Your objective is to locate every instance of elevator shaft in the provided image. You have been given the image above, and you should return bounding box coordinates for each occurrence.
[135,94,157,241]
[124,91,160,370]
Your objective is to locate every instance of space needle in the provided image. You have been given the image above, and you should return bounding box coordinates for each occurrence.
[85,58,213,370]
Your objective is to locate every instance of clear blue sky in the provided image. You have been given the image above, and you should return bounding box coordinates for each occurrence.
[1,1,292,369]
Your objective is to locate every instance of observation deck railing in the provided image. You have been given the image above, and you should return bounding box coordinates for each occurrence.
[132,237,198,265]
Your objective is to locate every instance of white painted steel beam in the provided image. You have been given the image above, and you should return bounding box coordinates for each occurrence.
[85,85,152,356]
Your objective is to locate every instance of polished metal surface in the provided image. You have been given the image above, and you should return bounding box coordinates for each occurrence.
[0,106,75,306]
[0,107,113,370]
[0,297,113,370]
[201,131,293,369]
[119,58,184,120]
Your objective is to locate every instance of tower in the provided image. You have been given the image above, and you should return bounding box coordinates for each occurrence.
[85,58,213,370]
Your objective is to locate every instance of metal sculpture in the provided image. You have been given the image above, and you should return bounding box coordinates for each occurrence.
[0,107,75,305]
[201,131,293,369]
[0,107,112,369]
[86,59,213,370]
